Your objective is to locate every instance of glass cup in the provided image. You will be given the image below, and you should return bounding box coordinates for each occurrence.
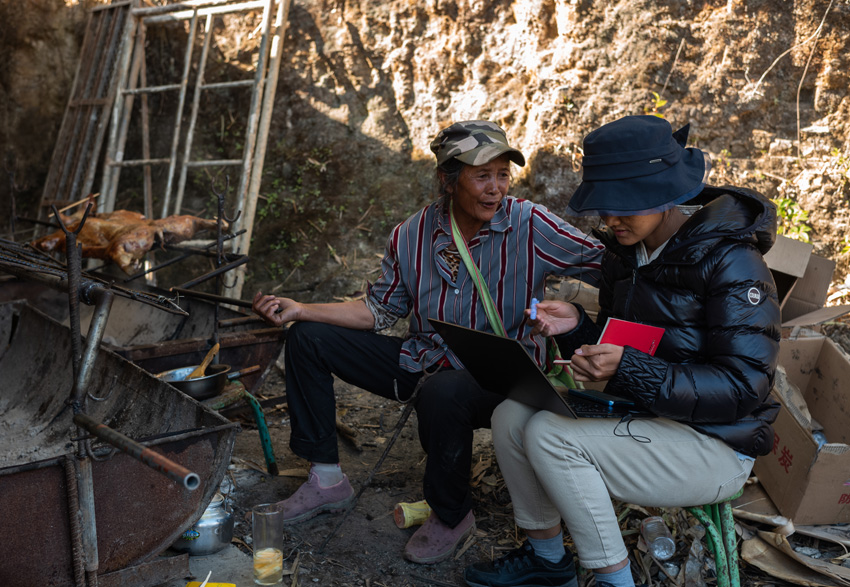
[252,503,284,585]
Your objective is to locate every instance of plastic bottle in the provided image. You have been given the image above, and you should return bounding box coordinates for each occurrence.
[640,516,676,560]
[812,430,827,451]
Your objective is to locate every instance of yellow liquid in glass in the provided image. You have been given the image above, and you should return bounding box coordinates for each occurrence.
[253,547,283,585]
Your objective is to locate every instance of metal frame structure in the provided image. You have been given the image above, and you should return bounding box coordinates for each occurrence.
[99,0,284,219]
[38,0,290,298]
[38,1,132,221]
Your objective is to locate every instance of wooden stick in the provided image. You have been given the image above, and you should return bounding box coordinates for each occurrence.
[58,193,101,214]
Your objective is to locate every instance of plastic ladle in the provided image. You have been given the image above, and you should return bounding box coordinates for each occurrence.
[188,343,220,380]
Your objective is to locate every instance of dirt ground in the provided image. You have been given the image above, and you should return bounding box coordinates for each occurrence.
[221,366,513,587]
[207,346,850,587]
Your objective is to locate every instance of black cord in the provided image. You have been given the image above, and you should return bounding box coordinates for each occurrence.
[613,413,654,443]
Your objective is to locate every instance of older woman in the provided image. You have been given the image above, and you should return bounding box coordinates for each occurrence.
[253,120,604,564]
[464,116,780,587]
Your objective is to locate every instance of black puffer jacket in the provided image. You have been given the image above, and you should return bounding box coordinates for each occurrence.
[559,186,781,457]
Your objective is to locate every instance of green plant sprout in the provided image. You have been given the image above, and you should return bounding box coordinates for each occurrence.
[771,197,811,243]
[644,91,667,118]
[839,235,850,256]
[830,148,850,185]
[717,149,732,169]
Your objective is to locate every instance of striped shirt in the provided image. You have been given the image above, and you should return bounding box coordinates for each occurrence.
[367,195,604,373]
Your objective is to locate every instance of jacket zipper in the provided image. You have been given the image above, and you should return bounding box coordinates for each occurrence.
[623,269,637,318]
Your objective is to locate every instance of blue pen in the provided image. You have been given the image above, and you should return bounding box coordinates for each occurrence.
[530,297,539,320]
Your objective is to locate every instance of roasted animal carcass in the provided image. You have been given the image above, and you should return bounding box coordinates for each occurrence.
[32,210,229,274]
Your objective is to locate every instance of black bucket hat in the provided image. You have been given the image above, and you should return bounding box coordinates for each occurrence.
[566,115,710,216]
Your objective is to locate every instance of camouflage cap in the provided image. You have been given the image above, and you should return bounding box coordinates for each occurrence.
[430,120,525,167]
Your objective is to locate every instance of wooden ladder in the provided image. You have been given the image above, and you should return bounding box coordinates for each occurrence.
[100,0,287,226]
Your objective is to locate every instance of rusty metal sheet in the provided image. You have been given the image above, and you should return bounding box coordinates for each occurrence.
[0,301,238,586]
[98,553,190,587]
[0,462,75,586]
[0,277,285,392]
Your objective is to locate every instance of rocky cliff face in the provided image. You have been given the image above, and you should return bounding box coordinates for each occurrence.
[2,0,849,299]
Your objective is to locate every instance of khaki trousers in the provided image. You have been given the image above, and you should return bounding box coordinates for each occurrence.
[493,399,753,569]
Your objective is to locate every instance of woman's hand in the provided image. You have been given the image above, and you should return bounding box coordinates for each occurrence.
[527,300,581,337]
[253,291,302,327]
[569,344,625,382]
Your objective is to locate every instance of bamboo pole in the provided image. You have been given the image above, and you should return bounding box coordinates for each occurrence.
[231,0,289,300]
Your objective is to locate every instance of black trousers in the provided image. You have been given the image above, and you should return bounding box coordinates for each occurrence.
[284,321,504,528]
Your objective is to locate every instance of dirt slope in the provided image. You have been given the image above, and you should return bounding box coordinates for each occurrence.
[2,2,850,585]
[1,0,849,300]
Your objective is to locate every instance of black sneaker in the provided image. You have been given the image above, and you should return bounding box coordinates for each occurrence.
[464,541,578,587]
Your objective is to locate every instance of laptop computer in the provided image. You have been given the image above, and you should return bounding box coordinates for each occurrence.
[429,319,650,419]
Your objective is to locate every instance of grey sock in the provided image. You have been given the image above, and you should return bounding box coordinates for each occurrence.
[593,561,635,587]
[311,463,344,487]
[527,531,566,564]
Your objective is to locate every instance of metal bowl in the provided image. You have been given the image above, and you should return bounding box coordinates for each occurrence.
[155,364,232,400]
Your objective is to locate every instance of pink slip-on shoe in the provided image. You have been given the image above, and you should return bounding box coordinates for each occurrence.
[278,471,355,525]
[403,510,475,564]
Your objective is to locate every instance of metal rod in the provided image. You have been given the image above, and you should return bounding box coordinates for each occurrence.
[170,286,253,308]
[166,245,245,260]
[39,5,93,220]
[174,255,249,289]
[73,413,201,491]
[103,15,145,212]
[78,456,100,583]
[73,5,126,210]
[121,83,181,94]
[219,315,265,327]
[55,204,92,385]
[105,157,171,167]
[319,385,422,553]
[174,11,214,215]
[15,215,59,228]
[161,8,199,217]
[123,251,194,282]
[92,0,131,12]
[82,4,130,205]
[201,80,255,90]
[122,229,247,282]
[139,22,154,232]
[133,0,248,17]
[72,287,115,407]
[184,159,243,167]
[63,456,87,587]
[100,3,138,212]
[141,1,267,23]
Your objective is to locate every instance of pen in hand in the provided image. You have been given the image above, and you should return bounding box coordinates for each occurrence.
[530,297,539,320]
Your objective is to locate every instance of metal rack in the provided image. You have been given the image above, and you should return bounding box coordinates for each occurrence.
[38,0,290,299]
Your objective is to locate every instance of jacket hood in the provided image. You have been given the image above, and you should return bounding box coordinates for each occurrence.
[594,185,777,264]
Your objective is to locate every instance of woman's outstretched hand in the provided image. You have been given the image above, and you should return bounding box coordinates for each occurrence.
[569,344,624,382]
[527,300,581,337]
[253,291,302,327]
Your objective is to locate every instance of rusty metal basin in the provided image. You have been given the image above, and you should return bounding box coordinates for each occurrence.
[0,277,286,393]
[0,300,239,586]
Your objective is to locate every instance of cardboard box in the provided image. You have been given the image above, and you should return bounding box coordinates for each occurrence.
[763,235,813,315]
[763,235,850,326]
[753,336,850,525]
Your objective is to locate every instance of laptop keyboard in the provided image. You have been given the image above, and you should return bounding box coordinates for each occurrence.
[566,396,631,418]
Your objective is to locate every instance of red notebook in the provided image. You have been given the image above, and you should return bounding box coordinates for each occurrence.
[598,318,665,356]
